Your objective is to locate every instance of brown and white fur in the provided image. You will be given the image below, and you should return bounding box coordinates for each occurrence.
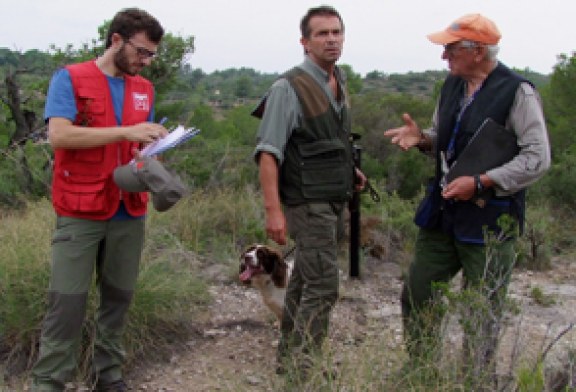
[239,244,293,322]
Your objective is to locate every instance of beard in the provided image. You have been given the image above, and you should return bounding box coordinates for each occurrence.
[114,45,139,76]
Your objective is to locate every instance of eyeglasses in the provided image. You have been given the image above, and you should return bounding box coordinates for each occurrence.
[124,40,157,59]
[443,41,480,55]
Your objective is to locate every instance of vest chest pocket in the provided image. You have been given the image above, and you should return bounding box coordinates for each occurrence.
[298,140,350,200]
[76,89,106,127]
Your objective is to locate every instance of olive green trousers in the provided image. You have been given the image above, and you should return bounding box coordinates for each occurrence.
[277,202,344,374]
[401,228,515,380]
[31,216,145,391]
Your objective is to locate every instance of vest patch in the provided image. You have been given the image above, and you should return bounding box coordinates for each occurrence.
[133,92,150,111]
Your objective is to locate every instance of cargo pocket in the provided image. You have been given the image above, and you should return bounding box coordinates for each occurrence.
[57,173,108,214]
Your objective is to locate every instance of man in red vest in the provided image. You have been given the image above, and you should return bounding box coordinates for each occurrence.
[31,8,166,392]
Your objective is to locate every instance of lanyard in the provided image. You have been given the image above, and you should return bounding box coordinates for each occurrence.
[445,85,483,162]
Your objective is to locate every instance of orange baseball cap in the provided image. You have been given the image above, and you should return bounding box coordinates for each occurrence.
[427,13,501,45]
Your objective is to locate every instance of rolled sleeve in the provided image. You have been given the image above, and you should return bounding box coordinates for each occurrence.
[487,83,551,195]
[421,103,440,156]
[253,79,300,165]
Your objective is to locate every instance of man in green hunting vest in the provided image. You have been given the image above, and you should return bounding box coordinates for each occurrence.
[252,5,366,380]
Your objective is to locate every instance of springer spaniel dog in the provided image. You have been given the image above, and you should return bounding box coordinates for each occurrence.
[239,244,293,322]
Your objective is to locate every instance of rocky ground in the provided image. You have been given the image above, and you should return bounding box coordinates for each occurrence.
[122,255,576,392]
[6,253,576,391]
[122,256,405,392]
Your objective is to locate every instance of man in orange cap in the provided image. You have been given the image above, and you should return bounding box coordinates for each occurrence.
[384,13,550,386]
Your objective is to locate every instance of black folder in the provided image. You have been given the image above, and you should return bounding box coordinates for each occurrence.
[445,118,519,182]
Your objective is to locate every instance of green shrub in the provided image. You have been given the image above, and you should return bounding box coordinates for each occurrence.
[517,198,571,270]
[529,286,556,307]
[516,361,545,392]
[0,143,52,207]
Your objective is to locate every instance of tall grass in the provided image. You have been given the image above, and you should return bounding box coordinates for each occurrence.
[0,199,53,374]
[0,186,271,380]
[1,188,574,390]
[149,184,267,256]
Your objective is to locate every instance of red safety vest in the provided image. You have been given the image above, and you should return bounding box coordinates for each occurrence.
[51,60,153,220]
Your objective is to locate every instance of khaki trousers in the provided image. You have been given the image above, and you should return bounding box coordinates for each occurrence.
[31,215,145,391]
[277,202,344,373]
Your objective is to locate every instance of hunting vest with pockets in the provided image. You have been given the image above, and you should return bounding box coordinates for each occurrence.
[280,67,355,205]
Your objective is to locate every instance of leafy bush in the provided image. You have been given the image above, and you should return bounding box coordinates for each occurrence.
[516,200,558,271]
[0,143,52,207]
[536,148,576,210]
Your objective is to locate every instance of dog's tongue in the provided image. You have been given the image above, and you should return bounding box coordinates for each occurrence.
[239,268,254,282]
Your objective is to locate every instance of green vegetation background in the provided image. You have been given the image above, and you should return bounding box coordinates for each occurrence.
[1,25,575,389]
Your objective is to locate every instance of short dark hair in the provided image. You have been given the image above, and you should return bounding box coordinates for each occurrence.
[300,5,344,39]
[105,8,164,48]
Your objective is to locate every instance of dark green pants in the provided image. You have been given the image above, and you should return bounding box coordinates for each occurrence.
[277,202,343,372]
[31,216,145,392]
[401,228,515,372]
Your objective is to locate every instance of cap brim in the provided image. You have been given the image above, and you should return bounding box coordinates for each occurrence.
[427,31,462,45]
[113,164,148,192]
[152,176,187,212]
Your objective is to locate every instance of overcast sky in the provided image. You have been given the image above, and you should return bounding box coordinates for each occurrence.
[1,0,573,76]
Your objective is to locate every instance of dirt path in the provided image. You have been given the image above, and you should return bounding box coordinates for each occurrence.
[124,256,576,392]
[6,255,573,391]
[124,256,404,391]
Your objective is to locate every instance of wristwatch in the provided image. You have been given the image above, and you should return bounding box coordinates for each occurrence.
[416,131,428,152]
[474,174,484,195]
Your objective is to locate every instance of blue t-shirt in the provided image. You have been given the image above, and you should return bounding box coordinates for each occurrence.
[45,69,155,124]
[45,68,155,220]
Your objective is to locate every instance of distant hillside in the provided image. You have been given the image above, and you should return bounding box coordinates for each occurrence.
[360,67,549,98]
[362,70,447,98]
[0,47,550,107]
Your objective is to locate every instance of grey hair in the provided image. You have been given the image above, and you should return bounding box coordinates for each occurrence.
[485,45,499,60]
[460,40,499,61]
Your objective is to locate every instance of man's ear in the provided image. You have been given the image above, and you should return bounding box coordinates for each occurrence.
[300,37,309,55]
[111,33,124,49]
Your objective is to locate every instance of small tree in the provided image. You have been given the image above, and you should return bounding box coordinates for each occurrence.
[542,51,576,157]
[339,63,363,94]
[0,22,196,206]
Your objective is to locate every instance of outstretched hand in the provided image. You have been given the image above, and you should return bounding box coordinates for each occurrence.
[383,113,422,151]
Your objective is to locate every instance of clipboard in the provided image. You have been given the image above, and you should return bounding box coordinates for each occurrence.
[139,125,200,158]
[445,118,519,182]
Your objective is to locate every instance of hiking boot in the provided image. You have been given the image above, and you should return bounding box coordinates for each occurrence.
[93,379,128,392]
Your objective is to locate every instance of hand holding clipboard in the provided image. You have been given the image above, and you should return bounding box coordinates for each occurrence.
[442,118,519,206]
[445,118,519,183]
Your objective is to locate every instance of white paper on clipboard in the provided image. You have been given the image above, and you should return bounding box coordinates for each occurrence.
[139,125,201,158]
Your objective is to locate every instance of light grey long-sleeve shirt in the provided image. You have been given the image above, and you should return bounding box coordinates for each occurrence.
[254,56,348,164]
[424,80,551,196]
